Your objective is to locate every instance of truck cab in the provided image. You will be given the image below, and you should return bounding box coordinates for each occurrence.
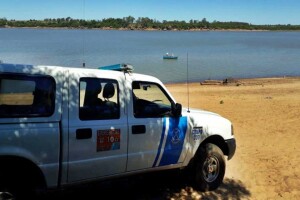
[0,63,235,198]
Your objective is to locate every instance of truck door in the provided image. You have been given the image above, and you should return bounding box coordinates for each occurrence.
[68,72,128,182]
[127,81,188,171]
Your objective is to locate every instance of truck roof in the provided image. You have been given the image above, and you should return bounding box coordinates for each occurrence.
[0,63,163,84]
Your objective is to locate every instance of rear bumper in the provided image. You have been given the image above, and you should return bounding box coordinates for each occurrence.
[225,138,236,160]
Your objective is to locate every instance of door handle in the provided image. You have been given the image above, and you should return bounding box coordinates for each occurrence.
[132,125,146,134]
[76,128,92,139]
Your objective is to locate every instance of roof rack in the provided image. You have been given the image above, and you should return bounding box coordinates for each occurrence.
[98,63,133,73]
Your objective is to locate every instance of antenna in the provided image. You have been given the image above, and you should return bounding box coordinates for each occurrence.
[186,52,190,113]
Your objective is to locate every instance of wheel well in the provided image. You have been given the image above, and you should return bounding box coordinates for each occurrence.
[0,156,47,189]
[197,135,229,157]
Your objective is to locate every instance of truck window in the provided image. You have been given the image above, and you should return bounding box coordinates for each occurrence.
[132,81,173,118]
[0,74,55,118]
[79,78,120,120]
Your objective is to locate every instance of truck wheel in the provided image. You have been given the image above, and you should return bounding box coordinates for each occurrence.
[0,192,15,200]
[0,174,36,200]
[0,187,16,200]
[195,143,225,191]
[0,182,35,200]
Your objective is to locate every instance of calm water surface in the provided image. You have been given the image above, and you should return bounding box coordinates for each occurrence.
[1,28,300,83]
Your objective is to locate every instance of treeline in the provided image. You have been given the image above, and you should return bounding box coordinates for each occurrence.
[1,16,300,31]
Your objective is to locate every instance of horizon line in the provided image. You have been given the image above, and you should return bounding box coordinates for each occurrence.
[1,16,299,26]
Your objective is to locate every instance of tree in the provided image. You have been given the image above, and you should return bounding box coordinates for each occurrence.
[0,18,7,27]
[136,17,154,28]
[1,16,300,31]
[123,16,135,24]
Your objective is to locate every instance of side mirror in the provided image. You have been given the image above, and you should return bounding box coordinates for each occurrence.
[171,103,182,117]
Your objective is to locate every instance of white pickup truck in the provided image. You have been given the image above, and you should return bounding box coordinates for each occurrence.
[0,63,235,199]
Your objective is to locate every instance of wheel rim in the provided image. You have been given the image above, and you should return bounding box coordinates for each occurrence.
[202,155,220,183]
[0,191,15,200]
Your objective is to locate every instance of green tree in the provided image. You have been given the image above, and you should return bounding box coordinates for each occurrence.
[0,18,7,27]
[123,16,135,24]
[1,16,300,31]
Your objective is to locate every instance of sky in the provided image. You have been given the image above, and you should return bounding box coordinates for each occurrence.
[1,0,300,25]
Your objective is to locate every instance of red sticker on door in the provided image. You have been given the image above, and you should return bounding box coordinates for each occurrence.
[97,129,120,151]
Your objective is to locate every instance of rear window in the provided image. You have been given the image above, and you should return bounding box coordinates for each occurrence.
[0,73,56,118]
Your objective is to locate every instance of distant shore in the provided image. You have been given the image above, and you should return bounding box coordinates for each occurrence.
[3,25,300,32]
[0,25,280,32]
[2,16,300,31]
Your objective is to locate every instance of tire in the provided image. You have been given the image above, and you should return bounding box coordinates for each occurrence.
[0,183,17,200]
[0,173,37,200]
[194,143,226,191]
[0,192,15,200]
[0,181,36,200]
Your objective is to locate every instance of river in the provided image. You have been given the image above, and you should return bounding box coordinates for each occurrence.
[1,28,300,83]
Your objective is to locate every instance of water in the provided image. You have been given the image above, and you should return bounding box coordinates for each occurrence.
[1,28,300,83]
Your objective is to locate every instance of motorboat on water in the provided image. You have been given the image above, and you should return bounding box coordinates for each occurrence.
[163,53,178,59]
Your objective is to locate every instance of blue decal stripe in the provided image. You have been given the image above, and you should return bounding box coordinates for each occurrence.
[152,118,167,167]
[158,117,188,166]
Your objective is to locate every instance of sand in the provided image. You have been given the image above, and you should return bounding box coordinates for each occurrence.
[165,76,300,199]
[42,76,300,199]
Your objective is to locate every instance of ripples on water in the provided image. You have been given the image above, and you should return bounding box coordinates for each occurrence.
[1,28,300,83]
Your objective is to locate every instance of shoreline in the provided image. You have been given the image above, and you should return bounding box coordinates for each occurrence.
[164,75,300,85]
[3,26,300,32]
[164,75,300,199]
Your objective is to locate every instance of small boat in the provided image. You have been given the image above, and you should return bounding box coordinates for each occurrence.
[163,53,178,59]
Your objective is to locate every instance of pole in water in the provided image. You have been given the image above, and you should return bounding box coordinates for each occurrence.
[186,52,190,113]
[82,0,86,68]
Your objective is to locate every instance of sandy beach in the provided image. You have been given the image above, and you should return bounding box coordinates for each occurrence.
[166,76,300,199]
[42,76,300,200]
